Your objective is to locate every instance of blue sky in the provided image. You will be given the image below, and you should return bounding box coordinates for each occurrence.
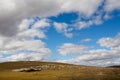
[0,0,120,66]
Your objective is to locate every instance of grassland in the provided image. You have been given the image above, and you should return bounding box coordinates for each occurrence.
[0,61,120,80]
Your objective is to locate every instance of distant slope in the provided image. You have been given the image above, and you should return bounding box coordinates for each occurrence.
[108,65,120,68]
[0,61,73,71]
[0,61,120,80]
[0,61,75,71]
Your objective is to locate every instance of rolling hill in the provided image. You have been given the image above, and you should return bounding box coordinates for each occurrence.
[0,61,120,80]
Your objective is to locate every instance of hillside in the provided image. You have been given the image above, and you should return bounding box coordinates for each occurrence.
[0,61,120,80]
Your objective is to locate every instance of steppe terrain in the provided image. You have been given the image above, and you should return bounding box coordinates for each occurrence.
[0,61,120,80]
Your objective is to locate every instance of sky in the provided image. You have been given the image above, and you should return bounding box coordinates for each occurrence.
[0,0,120,66]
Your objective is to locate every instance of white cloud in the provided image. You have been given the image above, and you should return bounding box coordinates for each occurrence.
[61,0,103,17]
[57,49,120,66]
[76,21,93,30]
[80,38,91,43]
[0,37,51,61]
[54,22,68,33]
[18,19,33,32]
[80,38,92,44]
[97,33,120,48]
[54,22,73,38]
[18,29,46,39]
[105,0,120,12]
[58,43,87,55]
[5,52,49,61]
[75,15,103,30]
[18,18,50,39]
[32,19,50,29]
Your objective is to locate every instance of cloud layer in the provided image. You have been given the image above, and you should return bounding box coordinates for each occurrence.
[0,0,120,37]
[0,18,51,61]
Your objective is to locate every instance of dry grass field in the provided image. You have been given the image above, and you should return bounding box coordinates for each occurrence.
[0,61,120,80]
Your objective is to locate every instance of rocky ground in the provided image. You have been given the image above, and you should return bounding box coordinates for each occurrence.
[13,64,67,72]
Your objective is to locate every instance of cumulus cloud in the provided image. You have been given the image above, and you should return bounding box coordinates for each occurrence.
[54,22,73,38]
[97,33,120,48]
[80,38,92,43]
[75,15,103,30]
[5,52,50,61]
[0,0,59,37]
[57,33,120,66]
[0,18,51,61]
[61,0,103,17]
[32,19,50,29]
[58,43,87,55]
[57,49,120,66]
[18,18,50,39]
[105,0,120,12]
